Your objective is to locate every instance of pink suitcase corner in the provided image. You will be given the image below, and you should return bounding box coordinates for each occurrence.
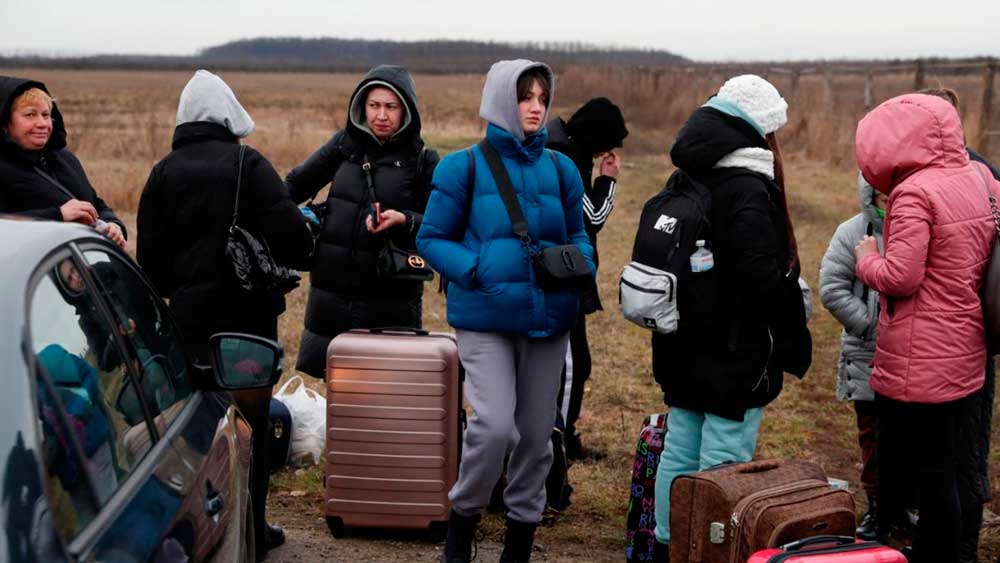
[747,536,907,563]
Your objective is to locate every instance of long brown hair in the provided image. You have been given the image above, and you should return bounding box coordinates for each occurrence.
[766,132,799,272]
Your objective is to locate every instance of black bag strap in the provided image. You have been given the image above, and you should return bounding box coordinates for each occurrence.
[229,145,248,231]
[975,163,1000,238]
[477,139,532,250]
[33,166,77,202]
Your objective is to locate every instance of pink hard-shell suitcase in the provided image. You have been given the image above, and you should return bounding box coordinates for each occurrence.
[323,328,462,538]
[747,536,907,563]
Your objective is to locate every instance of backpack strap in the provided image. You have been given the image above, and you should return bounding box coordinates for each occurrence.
[229,145,248,230]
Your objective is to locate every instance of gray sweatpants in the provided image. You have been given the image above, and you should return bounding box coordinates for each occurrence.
[449,329,570,524]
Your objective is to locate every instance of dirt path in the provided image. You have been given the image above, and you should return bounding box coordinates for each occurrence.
[264,493,622,562]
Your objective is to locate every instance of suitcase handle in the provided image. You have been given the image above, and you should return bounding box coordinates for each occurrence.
[736,460,781,474]
[781,535,855,552]
[362,327,431,336]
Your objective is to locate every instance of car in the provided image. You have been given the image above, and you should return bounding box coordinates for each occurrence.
[0,217,284,563]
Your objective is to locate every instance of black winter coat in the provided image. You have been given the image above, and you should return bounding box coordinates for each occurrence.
[286,65,438,300]
[546,117,617,312]
[0,76,125,234]
[137,123,313,342]
[652,107,811,421]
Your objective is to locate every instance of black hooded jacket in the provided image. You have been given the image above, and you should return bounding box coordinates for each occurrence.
[0,76,125,234]
[137,122,313,337]
[286,65,439,297]
[652,106,811,421]
[547,117,619,313]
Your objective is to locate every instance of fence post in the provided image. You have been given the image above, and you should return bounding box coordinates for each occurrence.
[824,68,835,103]
[789,70,801,100]
[980,60,996,154]
[914,59,926,91]
[864,69,875,109]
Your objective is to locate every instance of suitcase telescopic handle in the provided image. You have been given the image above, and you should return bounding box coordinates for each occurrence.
[364,327,431,336]
[781,536,855,552]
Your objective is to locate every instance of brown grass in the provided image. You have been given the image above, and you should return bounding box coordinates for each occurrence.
[6,67,999,560]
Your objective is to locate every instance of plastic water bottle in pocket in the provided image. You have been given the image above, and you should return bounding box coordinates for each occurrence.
[689,240,714,272]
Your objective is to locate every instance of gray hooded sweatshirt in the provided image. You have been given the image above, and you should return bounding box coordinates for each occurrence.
[479,59,555,141]
[175,69,255,138]
[818,173,884,401]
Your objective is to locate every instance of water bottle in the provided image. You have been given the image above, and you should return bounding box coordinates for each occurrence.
[689,240,714,272]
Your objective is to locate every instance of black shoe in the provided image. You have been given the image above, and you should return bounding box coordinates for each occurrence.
[653,540,670,563]
[499,518,537,563]
[441,510,480,563]
[266,523,285,549]
[856,497,879,540]
[565,432,606,462]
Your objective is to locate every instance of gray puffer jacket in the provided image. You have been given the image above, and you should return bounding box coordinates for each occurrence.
[819,173,884,401]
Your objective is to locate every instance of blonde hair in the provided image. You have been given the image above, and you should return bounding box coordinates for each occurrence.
[12,88,53,113]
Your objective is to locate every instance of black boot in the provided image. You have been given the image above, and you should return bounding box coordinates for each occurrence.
[856,496,879,540]
[441,510,480,563]
[565,431,606,462]
[653,540,670,563]
[266,523,285,549]
[499,518,537,562]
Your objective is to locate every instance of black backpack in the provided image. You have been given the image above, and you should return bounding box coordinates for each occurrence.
[628,169,718,333]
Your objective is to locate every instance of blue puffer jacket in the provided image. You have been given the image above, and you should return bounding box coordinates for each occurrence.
[417,124,594,337]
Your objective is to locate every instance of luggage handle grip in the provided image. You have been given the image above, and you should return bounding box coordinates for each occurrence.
[736,460,781,474]
[361,327,431,336]
[781,535,856,552]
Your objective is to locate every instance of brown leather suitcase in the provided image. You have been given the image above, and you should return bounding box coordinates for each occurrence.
[324,328,461,537]
[669,459,856,563]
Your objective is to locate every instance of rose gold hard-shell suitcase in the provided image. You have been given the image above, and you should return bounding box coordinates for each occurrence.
[324,328,461,537]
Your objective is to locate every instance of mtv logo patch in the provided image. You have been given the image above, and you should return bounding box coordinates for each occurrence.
[643,318,657,329]
[653,214,677,234]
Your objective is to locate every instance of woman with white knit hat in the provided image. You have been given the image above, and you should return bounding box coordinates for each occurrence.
[648,75,812,561]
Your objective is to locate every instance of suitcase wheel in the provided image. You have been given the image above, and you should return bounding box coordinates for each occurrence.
[326,516,345,538]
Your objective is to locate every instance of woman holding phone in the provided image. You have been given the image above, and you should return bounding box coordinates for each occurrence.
[286,65,439,378]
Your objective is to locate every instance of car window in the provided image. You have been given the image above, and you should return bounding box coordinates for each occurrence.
[29,255,155,540]
[82,249,193,436]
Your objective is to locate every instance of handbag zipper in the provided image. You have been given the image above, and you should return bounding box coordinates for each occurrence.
[729,479,830,559]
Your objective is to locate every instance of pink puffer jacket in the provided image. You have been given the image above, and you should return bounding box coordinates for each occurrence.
[855,93,998,404]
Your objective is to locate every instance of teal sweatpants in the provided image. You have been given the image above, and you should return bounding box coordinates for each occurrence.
[653,406,765,543]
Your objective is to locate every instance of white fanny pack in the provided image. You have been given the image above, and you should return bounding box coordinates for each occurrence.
[619,261,678,334]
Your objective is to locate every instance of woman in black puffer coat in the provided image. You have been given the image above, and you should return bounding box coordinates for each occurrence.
[0,76,127,248]
[138,70,313,561]
[287,65,439,377]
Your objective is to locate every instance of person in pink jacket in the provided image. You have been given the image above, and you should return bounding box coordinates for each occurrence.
[854,93,999,563]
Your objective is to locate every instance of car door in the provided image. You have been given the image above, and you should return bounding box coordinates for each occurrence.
[25,241,250,563]
[76,245,252,563]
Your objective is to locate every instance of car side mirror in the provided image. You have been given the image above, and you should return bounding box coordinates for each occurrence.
[208,333,283,390]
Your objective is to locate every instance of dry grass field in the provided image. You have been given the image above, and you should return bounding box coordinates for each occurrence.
[5,66,1000,561]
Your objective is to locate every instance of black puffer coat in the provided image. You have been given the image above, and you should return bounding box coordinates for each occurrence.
[0,76,125,234]
[137,123,313,347]
[287,65,439,295]
[652,107,811,421]
[286,66,438,377]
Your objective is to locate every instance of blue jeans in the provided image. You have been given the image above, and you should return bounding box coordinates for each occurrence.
[653,406,765,543]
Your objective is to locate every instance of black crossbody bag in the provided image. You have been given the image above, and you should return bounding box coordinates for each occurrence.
[477,139,591,291]
[360,153,434,282]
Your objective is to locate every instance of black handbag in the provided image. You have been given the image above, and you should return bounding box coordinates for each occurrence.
[477,140,592,291]
[226,145,301,295]
[361,155,434,282]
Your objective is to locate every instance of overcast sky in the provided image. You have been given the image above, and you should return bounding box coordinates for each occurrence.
[1,0,997,62]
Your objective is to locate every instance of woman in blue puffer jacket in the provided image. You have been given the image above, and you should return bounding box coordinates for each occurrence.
[417,59,594,563]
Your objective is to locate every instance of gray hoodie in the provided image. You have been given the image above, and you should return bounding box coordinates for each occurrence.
[479,59,555,141]
[818,173,884,401]
[175,70,255,138]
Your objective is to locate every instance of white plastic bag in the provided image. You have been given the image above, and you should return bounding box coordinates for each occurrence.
[274,375,325,466]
